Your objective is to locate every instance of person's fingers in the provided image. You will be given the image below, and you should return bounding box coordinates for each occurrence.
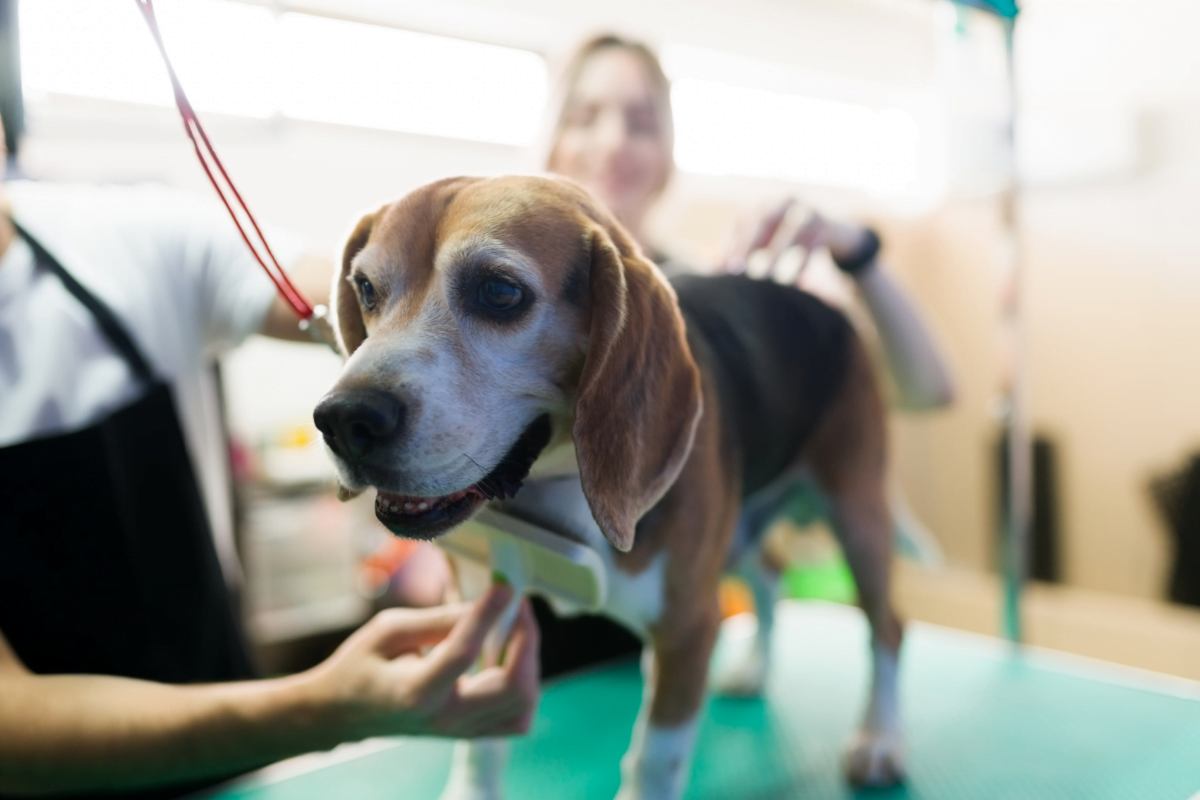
[356,604,473,660]
[444,667,532,736]
[438,600,541,737]
[776,213,829,284]
[723,198,795,273]
[760,201,823,278]
[747,197,795,254]
[501,600,540,695]
[719,216,752,273]
[788,212,827,250]
[456,706,534,738]
[421,584,514,690]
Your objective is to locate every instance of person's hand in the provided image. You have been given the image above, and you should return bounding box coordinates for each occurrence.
[306,584,539,741]
[722,198,876,282]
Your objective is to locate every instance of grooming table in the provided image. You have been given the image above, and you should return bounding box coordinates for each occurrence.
[202,602,1200,800]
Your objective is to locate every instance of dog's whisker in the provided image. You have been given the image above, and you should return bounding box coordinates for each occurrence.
[462,452,504,500]
[462,452,489,477]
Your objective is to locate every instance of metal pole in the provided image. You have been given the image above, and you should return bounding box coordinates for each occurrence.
[999,16,1029,644]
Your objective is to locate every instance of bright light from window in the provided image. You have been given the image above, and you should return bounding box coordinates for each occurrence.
[20,0,546,146]
[21,0,275,118]
[672,79,921,195]
[276,13,545,146]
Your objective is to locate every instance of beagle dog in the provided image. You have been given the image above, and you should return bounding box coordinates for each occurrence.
[314,175,905,800]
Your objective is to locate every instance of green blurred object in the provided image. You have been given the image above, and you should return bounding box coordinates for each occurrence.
[953,0,1018,19]
[204,603,1200,800]
[780,557,857,605]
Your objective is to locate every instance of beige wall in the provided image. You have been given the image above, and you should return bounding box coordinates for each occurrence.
[883,202,1007,573]
[1022,180,1200,598]
[876,177,1200,602]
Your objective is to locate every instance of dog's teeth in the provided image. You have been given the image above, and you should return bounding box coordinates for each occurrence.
[417,502,429,511]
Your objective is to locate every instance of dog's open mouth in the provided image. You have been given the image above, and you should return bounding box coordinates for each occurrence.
[373,415,552,539]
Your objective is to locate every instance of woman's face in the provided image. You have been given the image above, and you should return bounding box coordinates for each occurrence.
[549,47,672,233]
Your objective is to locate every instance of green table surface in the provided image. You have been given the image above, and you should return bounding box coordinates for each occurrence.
[203,602,1200,800]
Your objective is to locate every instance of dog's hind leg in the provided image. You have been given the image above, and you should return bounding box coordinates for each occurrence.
[709,545,777,698]
[808,337,906,788]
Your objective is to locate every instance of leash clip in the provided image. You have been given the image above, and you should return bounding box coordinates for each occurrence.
[298,304,338,352]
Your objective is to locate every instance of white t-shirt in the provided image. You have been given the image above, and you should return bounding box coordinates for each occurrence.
[0,180,303,585]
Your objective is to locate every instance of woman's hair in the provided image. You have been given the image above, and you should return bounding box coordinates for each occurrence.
[543,34,675,175]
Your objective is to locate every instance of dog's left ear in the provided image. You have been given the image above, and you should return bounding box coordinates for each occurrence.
[333,210,378,357]
[574,226,703,552]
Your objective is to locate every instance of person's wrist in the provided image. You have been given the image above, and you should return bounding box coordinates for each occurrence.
[274,666,359,750]
[830,227,881,276]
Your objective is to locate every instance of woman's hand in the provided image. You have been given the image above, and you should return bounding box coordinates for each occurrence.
[306,584,540,741]
[722,198,876,282]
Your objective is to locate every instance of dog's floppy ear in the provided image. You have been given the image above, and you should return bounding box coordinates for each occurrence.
[573,226,703,552]
[334,211,377,356]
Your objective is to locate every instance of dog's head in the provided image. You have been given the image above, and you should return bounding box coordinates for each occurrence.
[314,175,702,551]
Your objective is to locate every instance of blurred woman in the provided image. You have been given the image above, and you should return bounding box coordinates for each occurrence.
[544,34,955,410]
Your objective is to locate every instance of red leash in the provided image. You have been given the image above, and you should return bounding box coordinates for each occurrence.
[134,0,333,347]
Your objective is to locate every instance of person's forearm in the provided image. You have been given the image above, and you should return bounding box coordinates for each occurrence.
[855,262,956,411]
[0,669,336,796]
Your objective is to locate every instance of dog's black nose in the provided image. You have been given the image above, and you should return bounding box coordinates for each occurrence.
[313,390,404,461]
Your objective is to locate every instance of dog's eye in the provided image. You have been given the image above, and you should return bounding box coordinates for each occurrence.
[355,276,377,311]
[478,278,523,311]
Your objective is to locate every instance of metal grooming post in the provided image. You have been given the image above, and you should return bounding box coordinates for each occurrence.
[953,0,1025,642]
[997,13,1027,645]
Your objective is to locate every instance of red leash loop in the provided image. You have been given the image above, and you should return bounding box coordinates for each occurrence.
[135,0,328,337]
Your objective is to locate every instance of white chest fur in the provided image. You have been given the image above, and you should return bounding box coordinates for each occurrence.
[497,476,665,639]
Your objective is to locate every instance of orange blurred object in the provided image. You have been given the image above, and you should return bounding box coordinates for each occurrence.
[359,537,422,596]
[718,576,755,619]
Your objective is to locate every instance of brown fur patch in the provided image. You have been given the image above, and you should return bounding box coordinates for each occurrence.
[571,216,703,552]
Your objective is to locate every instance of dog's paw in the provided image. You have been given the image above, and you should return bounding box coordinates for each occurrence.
[708,613,768,698]
[843,728,906,788]
[438,740,506,800]
[437,779,502,800]
[613,772,681,800]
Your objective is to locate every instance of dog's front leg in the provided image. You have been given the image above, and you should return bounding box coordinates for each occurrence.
[439,739,508,800]
[616,610,719,800]
[438,552,511,800]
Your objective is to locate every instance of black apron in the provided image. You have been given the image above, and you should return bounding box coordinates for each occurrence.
[0,222,255,799]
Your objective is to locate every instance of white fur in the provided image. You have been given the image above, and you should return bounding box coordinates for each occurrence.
[438,739,508,800]
[844,644,905,786]
[616,653,699,800]
[499,476,666,638]
[616,719,699,800]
